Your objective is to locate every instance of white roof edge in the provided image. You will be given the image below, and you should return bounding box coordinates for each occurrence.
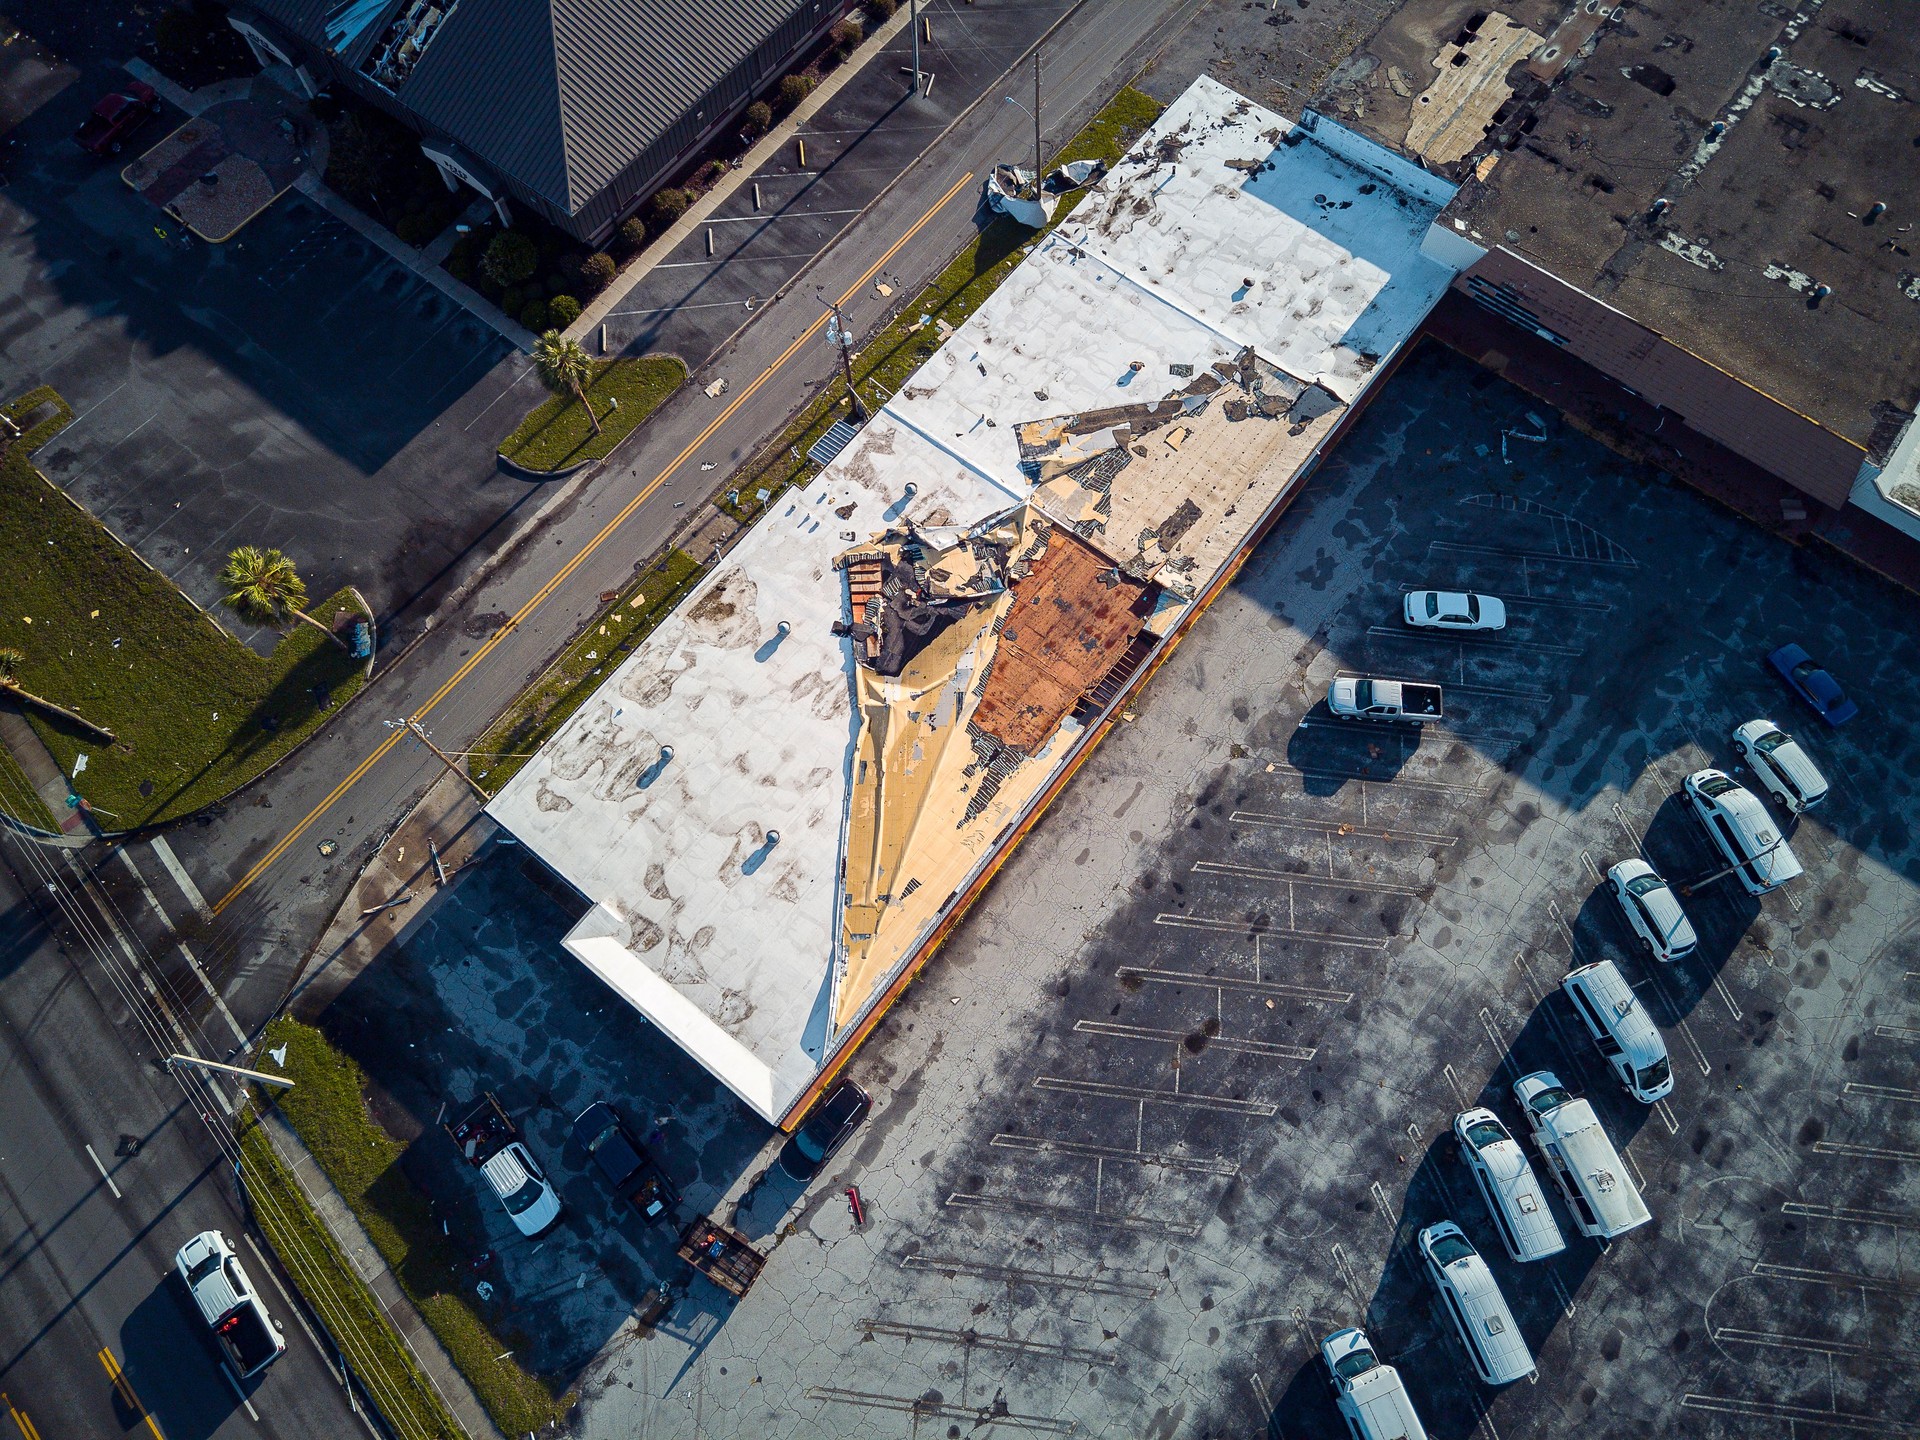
[562,903,781,1123]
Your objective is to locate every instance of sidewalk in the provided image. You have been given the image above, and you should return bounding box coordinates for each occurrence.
[1421,290,1920,597]
[0,700,94,844]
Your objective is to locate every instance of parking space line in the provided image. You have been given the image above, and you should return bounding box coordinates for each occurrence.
[1263,765,1486,796]
[1363,624,1586,658]
[1753,1261,1920,1295]
[1639,969,1711,1076]
[1711,1326,1914,1362]
[1442,1063,1467,1108]
[1428,539,1638,570]
[991,1132,1239,1176]
[1812,1140,1920,1165]
[944,1191,1201,1237]
[85,1142,123,1198]
[1780,1200,1919,1230]
[1033,1074,1279,1116]
[1654,1099,1679,1135]
[1370,1181,1396,1228]
[1193,861,1422,896]
[1681,1394,1903,1434]
[1710,972,1743,1023]
[1498,593,1615,613]
[1548,1272,1576,1318]
[807,1385,1075,1433]
[898,1254,1159,1296]
[1479,1008,1516,1078]
[1073,1019,1315,1060]
[1152,915,1393,949]
[1873,1024,1920,1042]
[1329,1243,1364,1309]
[706,207,864,225]
[1118,965,1357,1003]
[1843,1082,1920,1104]
[1230,811,1458,846]
[1445,680,1555,704]
[858,1318,1116,1366]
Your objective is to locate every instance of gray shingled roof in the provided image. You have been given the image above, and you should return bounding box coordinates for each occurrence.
[248,0,817,217]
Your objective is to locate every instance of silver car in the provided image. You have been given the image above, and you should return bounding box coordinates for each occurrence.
[1402,590,1507,631]
[1606,857,1697,961]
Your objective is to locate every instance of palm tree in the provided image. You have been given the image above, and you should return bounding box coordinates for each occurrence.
[532,330,602,435]
[218,546,348,649]
[0,646,115,742]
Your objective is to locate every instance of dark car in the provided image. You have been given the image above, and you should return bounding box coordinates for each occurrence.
[571,1102,677,1221]
[1767,643,1858,726]
[776,1079,871,1182]
[74,83,159,155]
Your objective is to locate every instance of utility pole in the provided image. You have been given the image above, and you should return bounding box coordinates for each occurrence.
[166,1053,296,1089]
[385,718,491,801]
[826,298,868,422]
[909,0,920,95]
[1678,835,1789,897]
[1033,51,1042,181]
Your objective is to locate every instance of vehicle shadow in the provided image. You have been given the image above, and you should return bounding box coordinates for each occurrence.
[116,1276,241,1440]
[1284,710,1421,794]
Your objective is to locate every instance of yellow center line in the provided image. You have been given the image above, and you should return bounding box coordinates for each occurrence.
[96,1349,164,1440]
[4,1392,44,1440]
[211,168,978,917]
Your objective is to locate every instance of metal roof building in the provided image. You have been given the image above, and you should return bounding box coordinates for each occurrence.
[222,0,843,242]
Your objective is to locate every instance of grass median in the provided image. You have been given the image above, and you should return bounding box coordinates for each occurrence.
[258,1017,569,1436]
[1,386,369,828]
[717,85,1164,529]
[467,548,706,794]
[498,355,686,472]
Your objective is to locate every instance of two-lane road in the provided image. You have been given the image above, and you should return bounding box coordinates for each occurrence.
[0,856,362,1440]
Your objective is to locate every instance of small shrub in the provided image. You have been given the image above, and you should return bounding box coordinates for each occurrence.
[743,101,773,138]
[579,252,617,292]
[830,19,861,57]
[777,74,816,111]
[481,231,538,287]
[394,212,441,247]
[154,7,199,57]
[547,295,582,326]
[519,299,550,331]
[618,217,648,254]
[645,187,691,228]
[864,0,897,20]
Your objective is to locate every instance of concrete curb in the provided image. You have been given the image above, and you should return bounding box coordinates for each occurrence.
[565,2,918,347]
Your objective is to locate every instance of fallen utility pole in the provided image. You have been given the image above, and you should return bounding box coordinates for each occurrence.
[166,1053,295,1089]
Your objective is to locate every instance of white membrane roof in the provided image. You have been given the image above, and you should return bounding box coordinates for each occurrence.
[487,75,1464,1123]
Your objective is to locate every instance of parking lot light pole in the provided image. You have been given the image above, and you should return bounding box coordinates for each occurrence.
[1678,835,1788,897]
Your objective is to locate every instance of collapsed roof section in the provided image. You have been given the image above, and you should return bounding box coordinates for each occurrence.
[486,76,1468,1124]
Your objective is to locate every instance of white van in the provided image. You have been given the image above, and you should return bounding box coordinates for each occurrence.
[1512,1071,1651,1239]
[1321,1327,1429,1440]
[1683,768,1804,895]
[1732,719,1829,813]
[1452,1108,1567,1262]
[1561,960,1673,1103]
[1416,1221,1534,1386]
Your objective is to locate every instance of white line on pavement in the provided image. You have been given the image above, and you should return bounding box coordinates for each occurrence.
[114,848,249,1048]
[85,1143,123,1199]
[221,1363,260,1421]
[148,835,210,912]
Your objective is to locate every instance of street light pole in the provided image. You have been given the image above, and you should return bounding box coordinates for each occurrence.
[1677,835,1789,897]
[910,0,920,94]
[386,718,491,802]
[166,1053,296,1089]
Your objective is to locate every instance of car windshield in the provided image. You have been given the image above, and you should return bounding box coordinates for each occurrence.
[187,1250,222,1285]
[1429,1232,1476,1266]
[1753,729,1790,753]
[1636,1058,1671,1091]
[1529,1085,1572,1114]
[1424,593,1440,617]
[1791,659,1820,682]
[1333,1348,1378,1381]
[502,1177,548,1215]
[1696,772,1737,797]
[1464,594,1481,622]
[1464,1118,1508,1149]
[1625,872,1666,898]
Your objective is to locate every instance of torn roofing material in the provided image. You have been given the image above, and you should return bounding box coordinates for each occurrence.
[486,75,1468,1125]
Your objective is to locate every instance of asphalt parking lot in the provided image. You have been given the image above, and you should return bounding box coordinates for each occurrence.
[0,66,520,632]
[521,338,1917,1437]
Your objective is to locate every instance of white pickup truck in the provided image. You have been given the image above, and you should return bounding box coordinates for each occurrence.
[1327,676,1444,724]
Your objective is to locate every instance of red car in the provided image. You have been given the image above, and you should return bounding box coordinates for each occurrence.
[73,82,160,155]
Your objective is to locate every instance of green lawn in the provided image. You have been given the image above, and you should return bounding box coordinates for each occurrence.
[718,86,1165,528]
[468,548,706,794]
[258,1018,570,1436]
[236,1114,464,1440]
[499,355,687,472]
[1,387,370,828]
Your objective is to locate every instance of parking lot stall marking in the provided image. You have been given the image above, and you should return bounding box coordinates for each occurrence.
[1072,1019,1315,1061]
[991,1132,1238,1177]
[1498,592,1615,614]
[1873,1024,1920,1042]
[1608,801,1646,860]
[1548,1271,1576,1318]
[1579,848,1599,881]
[1783,885,1804,914]
[857,1319,1117,1367]
[1752,1261,1920,1296]
[1427,539,1639,571]
[1151,914,1393,950]
[1116,966,1358,1004]
[1443,1062,1467,1108]
[1711,1327,1919,1364]
[1710,971,1744,1023]
[1812,1140,1920,1165]
[1269,765,1488,797]
[1362,624,1588,660]
[1654,1098,1680,1135]
[1032,1074,1279,1117]
[1230,810,1458,847]
[944,1191,1201,1238]
[1370,1180,1397,1228]
[1248,1371,1273,1422]
[1844,1082,1920,1104]
[806,1386,1076,1433]
[899,1255,1160,1297]
[1620,1143,1649,1193]
[1193,860,1422,898]
[1780,1200,1920,1230]
[1479,1007,1517,1079]
[1329,1243,1365,1310]
[210,167,982,918]
[1681,1393,1912,1434]
[1639,968,1713,1077]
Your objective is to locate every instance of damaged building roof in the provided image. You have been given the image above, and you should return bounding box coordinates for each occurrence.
[485,75,1470,1125]
[1331,0,1920,455]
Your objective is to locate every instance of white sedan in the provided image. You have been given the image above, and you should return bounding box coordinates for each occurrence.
[1402,590,1506,631]
[1606,857,1697,962]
